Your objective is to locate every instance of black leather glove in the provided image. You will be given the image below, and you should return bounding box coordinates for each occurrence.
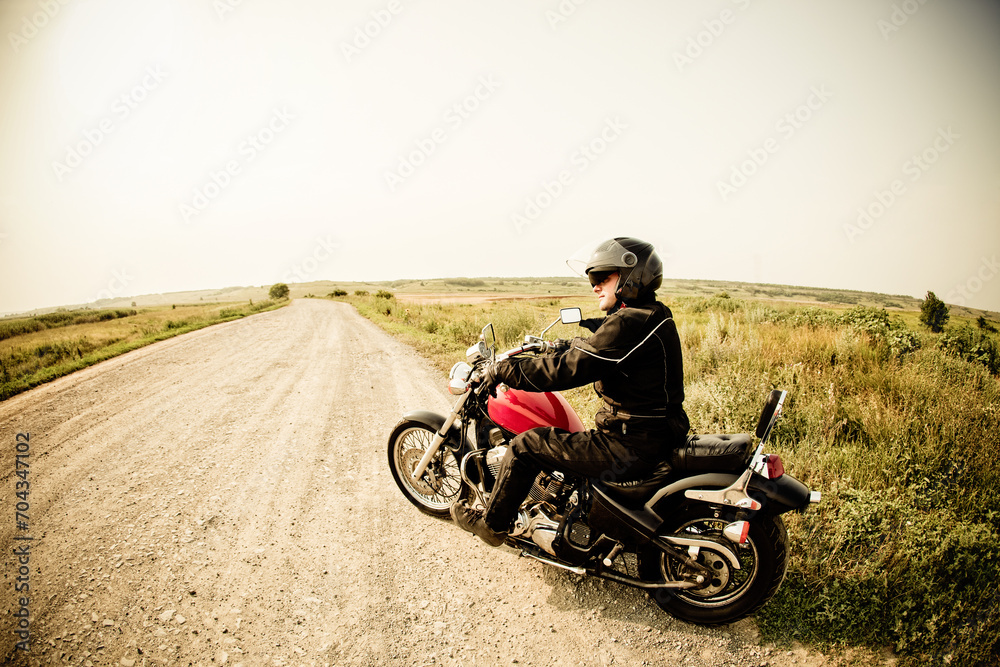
[549,339,571,354]
[479,361,501,398]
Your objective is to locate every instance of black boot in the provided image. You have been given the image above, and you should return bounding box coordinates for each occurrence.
[450,500,506,546]
[481,447,539,534]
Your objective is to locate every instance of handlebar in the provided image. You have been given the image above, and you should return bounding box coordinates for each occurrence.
[468,336,567,396]
[497,336,560,361]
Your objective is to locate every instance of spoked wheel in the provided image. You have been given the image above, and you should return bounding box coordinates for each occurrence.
[387,420,464,518]
[637,507,788,625]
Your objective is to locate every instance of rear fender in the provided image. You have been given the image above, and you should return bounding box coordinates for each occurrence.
[747,473,812,514]
[647,473,738,521]
[647,472,811,519]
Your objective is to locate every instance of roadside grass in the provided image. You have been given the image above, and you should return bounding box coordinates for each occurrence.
[332,290,1000,666]
[0,300,287,401]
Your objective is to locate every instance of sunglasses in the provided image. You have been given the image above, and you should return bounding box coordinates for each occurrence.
[589,270,616,287]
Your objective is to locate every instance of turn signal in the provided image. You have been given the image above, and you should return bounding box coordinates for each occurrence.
[723,521,750,545]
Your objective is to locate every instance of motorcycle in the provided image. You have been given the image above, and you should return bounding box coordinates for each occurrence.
[387,308,821,625]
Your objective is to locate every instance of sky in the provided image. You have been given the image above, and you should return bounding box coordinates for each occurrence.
[1,0,998,315]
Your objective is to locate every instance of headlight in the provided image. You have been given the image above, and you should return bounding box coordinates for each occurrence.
[448,362,473,395]
[449,362,472,382]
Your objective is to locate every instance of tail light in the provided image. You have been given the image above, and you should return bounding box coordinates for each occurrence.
[764,454,785,479]
[752,453,786,479]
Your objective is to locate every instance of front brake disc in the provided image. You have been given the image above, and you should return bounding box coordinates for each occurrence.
[401,449,443,495]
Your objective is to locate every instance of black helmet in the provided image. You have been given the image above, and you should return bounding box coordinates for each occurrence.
[585,237,662,304]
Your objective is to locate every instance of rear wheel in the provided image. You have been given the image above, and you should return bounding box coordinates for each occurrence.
[388,420,464,518]
[637,507,788,625]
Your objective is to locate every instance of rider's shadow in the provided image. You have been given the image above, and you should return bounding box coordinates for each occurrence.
[539,564,670,626]
[537,564,758,638]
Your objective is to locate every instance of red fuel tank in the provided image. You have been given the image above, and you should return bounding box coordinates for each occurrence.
[487,387,586,435]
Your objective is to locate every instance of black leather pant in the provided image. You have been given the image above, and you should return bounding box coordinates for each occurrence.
[482,425,675,534]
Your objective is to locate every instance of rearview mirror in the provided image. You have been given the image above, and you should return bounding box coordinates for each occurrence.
[481,323,497,353]
[560,308,582,325]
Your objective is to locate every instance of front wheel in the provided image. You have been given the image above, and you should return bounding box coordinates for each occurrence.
[637,507,788,625]
[388,420,465,518]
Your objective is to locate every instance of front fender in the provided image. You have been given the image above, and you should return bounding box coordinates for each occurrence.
[401,410,448,434]
[398,410,469,453]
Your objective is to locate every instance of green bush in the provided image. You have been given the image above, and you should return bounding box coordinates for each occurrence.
[765,488,1000,665]
[839,306,920,358]
[687,295,743,313]
[0,319,45,340]
[269,283,290,300]
[940,325,1000,375]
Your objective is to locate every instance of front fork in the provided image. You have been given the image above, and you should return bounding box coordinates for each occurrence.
[411,390,472,482]
[458,448,496,510]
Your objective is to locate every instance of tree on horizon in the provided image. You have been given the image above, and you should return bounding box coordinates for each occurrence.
[919,291,949,333]
[269,283,290,300]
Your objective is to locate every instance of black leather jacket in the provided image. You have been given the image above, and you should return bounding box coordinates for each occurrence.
[493,300,689,442]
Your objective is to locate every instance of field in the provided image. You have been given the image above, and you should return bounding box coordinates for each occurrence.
[326,284,1000,666]
[4,276,999,664]
[0,299,286,401]
[27,275,995,321]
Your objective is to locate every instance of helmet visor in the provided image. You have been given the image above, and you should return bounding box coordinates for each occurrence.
[588,270,616,287]
[565,236,611,277]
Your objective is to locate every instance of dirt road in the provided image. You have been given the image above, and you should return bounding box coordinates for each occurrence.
[0,299,841,666]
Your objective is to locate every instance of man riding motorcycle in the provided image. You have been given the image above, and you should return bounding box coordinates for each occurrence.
[451,237,690,546]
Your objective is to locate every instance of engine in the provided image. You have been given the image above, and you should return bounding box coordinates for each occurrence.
[518,470,573,554]
[484,440,586,557]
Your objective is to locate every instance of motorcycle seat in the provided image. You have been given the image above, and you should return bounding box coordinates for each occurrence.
[600,433,753,506]
[672,433,753,474]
